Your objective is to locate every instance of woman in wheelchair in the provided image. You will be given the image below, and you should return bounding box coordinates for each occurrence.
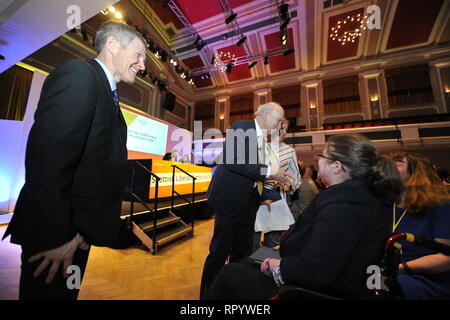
[390,152,450,299]
[203,134,402,299]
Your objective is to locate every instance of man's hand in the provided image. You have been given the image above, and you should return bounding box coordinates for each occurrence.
[28,233,90,284]
[260,258,280,277]
[262,199,272,212]
[269,160,295,189]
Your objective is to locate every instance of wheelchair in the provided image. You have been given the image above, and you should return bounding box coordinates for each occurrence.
[271,232,450,300]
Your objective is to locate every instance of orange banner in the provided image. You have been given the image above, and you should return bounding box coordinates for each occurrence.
[149,159,212,199]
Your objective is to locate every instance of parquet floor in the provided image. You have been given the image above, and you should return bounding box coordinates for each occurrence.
[0,217,215,300]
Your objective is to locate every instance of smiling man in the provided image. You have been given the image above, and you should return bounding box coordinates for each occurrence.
[3,21,146,300]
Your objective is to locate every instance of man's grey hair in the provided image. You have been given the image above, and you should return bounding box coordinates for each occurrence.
[94,21,147,54]
[254,102,283,117]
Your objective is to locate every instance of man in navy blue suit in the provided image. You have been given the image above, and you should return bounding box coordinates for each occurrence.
[4,21,146,300]
[200,102,295,298]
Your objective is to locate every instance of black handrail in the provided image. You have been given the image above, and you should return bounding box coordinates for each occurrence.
[171,164,197,234]
[129,160,161,254]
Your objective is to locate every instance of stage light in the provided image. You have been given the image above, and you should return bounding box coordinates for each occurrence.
[0,55,5,60]
[114,11,123,20]
[280,17,291,31]
[211,55,215,65]
[236,36,247,46]
[281,32,287,46]
[225,12,237,24]
[226,63,233,74]
[263,56,269,65]
[248,61,257,69]
[81,26,88,41]
[279,3,289,20]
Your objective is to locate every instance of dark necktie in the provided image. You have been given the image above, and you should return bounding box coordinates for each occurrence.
[112,89,119,113]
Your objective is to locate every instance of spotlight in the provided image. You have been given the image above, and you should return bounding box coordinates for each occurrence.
[226,63,233,74]
[236,36,247,46]
[263,56,269,65]
[281,32,288,46]
[81,26,88,41]
[0,54,5,60]
[248,61,257,69]
[279,3,289,20]
[280,17,291,31]
[211,55,215,65]
[160,50,168,62]
[225,12,237,24]
[283,48,295,56]
[114,11,123,20]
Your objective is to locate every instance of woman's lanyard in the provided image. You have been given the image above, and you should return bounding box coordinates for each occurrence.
[392,203,407,233]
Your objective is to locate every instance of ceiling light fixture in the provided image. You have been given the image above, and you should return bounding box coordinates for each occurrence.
[330,13,367,46]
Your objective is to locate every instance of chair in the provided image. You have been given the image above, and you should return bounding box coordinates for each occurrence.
[271,232,450,300]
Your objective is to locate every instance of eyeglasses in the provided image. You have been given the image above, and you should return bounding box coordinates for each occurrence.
[315,152,335,162]
[315,152,346,172]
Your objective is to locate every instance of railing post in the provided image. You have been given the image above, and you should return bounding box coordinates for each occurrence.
[130,161,136,223]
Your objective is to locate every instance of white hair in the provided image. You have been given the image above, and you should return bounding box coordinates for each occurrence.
[254,102,283,117]
[94,21,147,54]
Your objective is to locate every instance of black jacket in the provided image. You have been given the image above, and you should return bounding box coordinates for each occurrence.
[4,59,128,252]
[207,120,267,215]
[280,178,389,298]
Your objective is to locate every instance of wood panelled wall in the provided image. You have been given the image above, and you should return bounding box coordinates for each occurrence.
[272,85,301,120]
[194,100,215,132]
[323,75,361,113]
[385,64,434,107]
[230,93,254,124]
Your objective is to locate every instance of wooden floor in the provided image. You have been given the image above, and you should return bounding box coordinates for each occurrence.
[0,217,215,300]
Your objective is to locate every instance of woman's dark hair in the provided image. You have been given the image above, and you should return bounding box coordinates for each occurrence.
[391,152,450,215]
[327,134,402,204]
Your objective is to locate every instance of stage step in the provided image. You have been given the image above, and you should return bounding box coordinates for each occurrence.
[130,209,193,254]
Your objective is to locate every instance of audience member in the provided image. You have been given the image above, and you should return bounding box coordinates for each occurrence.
[204,134,401,299]
[253,120,301,251]
[391,152,450,299]
[290,164,319,220]
[200,102,295,299]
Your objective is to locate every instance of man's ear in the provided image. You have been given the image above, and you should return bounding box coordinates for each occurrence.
[105,36,118,55]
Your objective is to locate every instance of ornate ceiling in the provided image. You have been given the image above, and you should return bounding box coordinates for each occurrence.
[131,0,448,94]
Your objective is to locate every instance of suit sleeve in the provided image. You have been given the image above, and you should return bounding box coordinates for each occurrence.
[280,202,365,289]
[223,120,267,182]
[25,60,97,249]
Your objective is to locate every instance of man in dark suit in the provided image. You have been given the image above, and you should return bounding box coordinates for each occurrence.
[3,21,146,300]
[200,102,295,298]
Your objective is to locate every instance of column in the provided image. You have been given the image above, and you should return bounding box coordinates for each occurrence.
[254,89,271,112]
[216,96,229,133]
[361,71,383,120]
[303,81,319,131]
[430,60,450,114]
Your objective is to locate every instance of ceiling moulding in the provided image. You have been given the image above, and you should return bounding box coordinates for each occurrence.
[0,0,119,73]
[131,0,176,47]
